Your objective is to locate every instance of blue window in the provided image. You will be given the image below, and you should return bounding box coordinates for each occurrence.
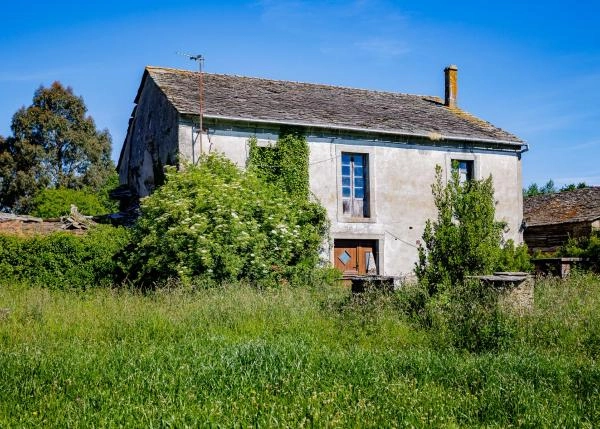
[452,159,474,183]
[341,153,369,217]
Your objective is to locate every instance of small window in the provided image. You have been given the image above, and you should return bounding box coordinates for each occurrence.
[341,152,369,217]
[452,159,473,183]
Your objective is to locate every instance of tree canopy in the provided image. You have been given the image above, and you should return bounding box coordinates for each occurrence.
[0,82,114,213]
[523,179,587,197]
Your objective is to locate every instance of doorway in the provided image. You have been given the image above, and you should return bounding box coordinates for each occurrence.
[334,239,378,276]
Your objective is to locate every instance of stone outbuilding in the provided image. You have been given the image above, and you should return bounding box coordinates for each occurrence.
[523,187,600,253]
[117,65,527,278]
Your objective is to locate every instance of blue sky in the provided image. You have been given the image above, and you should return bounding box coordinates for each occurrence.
[1,0,598,186]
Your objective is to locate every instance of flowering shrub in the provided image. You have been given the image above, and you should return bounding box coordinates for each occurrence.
[126,153,328,287]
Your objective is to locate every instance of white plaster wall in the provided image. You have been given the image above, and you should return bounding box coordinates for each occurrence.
[177,124,523,277]
[309,142,522,276]
[179,124,250,168]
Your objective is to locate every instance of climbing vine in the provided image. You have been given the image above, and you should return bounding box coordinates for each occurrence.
[247,128,310,199]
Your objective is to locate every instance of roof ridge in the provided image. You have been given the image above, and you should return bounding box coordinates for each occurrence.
[145,65,439,100]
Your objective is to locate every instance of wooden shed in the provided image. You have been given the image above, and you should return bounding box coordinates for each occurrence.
[523,187,600,253]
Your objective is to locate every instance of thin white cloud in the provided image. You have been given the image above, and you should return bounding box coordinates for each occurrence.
[256,0,409,42]
[568,140,600,151]
[355,38,410,58]
[256,0,311,27]
[0,67,84,83]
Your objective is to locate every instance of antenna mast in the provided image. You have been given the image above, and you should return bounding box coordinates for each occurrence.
[178,53,204,164]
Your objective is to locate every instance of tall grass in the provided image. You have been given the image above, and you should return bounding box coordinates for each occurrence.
[1,274,599,427]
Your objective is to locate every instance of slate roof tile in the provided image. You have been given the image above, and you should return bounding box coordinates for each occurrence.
[144,66,523,145]
[524,187,600,227]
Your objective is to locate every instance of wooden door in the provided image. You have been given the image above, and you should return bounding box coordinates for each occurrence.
[334,239,378,276]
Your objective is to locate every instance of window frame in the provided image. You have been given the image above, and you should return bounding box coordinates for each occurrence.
[341,152,370,218]
[446,153,479,184]
[336,147,376,223]
[452,159,474,183]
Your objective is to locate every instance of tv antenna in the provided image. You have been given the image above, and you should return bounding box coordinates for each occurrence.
[177,52,204,164]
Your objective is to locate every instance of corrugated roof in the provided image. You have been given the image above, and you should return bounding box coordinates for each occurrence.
[524,187,600,227]
[144,66,523,145]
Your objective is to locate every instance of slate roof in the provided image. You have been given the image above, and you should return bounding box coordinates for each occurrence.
[142,66,523,146]
[523,187,600,227]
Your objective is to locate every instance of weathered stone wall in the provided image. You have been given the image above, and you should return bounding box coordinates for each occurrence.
[498,277,534,313]
[177,122,523,277]
[119,78,180,197]
[0,219,85,236]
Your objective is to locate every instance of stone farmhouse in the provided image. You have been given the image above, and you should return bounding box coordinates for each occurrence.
[117,65,527,278]
[523,187,600,253]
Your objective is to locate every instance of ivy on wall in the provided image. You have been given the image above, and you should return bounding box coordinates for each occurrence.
[247,128,310,199]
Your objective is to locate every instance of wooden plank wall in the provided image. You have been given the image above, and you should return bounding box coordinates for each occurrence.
[524,221,592,253]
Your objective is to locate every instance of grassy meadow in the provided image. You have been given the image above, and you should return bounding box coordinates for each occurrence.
[1,274,599,427]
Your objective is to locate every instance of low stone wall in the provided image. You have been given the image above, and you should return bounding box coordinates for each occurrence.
[498,276,534,314]
[470,272,534,313]
[0,214,86,236]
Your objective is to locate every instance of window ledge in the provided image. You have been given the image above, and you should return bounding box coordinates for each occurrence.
[338,216,377,224]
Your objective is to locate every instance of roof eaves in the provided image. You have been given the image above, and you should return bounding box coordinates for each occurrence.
[201,113,525,148]
[526,214,600,228]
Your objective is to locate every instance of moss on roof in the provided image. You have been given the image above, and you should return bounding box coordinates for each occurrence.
[524,187,600,227]
[143,66,523,144]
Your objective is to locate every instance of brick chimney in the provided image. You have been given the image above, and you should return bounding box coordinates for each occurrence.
[444,65,458,108]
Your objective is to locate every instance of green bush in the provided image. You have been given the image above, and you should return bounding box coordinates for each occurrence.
[415,166,530,294]
[125,153,328,288]
[558,232,600,270]
[393,281,430,322]
[29,187,114,218]
[0,225,130,288]
[411,167,531,351]
[497,239,533,272]
[96,171,120,213]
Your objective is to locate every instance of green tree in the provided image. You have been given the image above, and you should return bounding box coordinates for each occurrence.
[523,183,541,197]
[523,180,586,197]
[0,82,114,213]
[28,171,119,218]
[415,166,526,294]
[0,135,11,204]
[559,182,587,192]
[523,179,556,197]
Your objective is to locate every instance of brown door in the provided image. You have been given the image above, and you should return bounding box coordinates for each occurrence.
[334,239,378,276]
